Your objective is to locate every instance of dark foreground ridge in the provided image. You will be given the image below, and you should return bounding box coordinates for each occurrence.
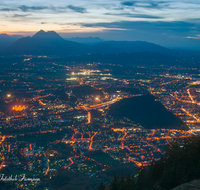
[172,180,200,190]
[101,135,200,190]
[108,95,187,130]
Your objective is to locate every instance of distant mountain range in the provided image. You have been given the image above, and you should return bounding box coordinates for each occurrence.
[1,30,88,56]
[0,33,23,51]
[1,30,200,58]
[64,37,105,44]
[0,30,176,56]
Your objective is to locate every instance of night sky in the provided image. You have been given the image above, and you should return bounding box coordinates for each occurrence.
[0,0,200,49]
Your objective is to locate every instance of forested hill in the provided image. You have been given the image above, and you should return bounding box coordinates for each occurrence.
[108,95,187,130]
[99,135,200,190]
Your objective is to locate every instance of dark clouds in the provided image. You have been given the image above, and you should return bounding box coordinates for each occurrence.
[12,14,31,17]
[121,1,135,6]
[83,20,198,33]
[105,13,163,19]
[67,5,87,13]
[0,8,17,11]
[80,20,200,49]
[1,0,200,49]
[19,5,48,12]
[0,5,87,14]
[121,1,169,9]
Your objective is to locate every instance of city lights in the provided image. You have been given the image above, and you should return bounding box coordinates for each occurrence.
[12,105,25,111]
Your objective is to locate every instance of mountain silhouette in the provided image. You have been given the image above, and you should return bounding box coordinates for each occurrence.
[2,30,174,56]
[64,37,105,44]
[0,33,23,51]
[2,30,89,56]
[91,41,173,54]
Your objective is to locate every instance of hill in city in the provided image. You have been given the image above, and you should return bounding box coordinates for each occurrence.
[71,85,103,98]
[108,94,187,130]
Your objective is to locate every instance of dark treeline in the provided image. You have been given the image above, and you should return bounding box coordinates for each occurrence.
[99,135,200,190]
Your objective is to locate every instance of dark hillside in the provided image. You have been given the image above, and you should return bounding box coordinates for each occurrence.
[108,95,187,130]
[102,135,200,190]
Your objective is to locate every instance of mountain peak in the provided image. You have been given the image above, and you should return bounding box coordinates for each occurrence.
[46,31,59,36]
[33,30,61,38]
[34,30,45,36]
[0,33,9,36]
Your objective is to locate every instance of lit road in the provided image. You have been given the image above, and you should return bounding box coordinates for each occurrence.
[89,132,98,150]
[64,157,74,169]
[0,136,6,170]
[181,107,200,122]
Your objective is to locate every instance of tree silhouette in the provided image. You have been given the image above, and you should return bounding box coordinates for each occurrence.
[99,135,200,190]
[98,181,105,190]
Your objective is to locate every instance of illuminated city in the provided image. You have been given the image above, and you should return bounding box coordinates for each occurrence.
[0,54,200,189]
[0,0,200,188]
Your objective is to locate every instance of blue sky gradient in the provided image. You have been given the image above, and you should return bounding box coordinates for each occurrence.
[0,0,200,49]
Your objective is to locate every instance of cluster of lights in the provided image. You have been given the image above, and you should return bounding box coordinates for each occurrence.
[66,77,77,81]
[12,105,25,111]
[88,112,91,123]
[71,71,90,76]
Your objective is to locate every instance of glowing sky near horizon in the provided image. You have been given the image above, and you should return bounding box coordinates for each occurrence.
[0,0,200,48]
